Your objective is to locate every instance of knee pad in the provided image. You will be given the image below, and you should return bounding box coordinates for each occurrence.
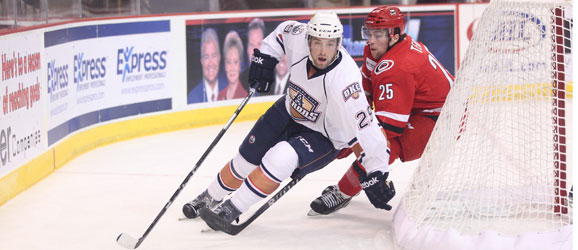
[261,141,299,181]
[231,152,258,179]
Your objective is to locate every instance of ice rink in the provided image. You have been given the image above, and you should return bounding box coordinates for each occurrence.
[0,121,417,250]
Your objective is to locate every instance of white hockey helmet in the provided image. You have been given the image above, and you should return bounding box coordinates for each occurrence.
[306,12,343,42]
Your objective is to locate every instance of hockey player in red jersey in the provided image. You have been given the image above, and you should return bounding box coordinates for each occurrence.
[309,5,454,215]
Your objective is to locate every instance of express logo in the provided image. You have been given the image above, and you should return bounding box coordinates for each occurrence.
[0,127,41,168]
[116,46,167,82]
[374,60,394,75]
[73,52,106,84]
[342,82,362,102]
[47,60,69,94]
[287,82,321,122]
[488,11,546,53]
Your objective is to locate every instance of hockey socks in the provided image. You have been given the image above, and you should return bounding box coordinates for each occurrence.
[231,166,281,212]
[337,161,363,197]
[231,141,298,212]
[208,153,258,201]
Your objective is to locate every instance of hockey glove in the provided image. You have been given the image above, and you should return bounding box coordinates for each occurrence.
[359,170,395,210]
[249,49,279,93]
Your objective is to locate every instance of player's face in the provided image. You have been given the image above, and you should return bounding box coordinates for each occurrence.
[201,42,220,84]
[247,29,263,60]
[309,37,339,69]
[225,47,241,83]
[364,28,390,59]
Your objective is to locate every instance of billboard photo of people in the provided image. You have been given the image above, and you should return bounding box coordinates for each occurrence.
[186,11,455,105]
[187,27,224,104]
[186,17,288,104]
[219,30,247,100]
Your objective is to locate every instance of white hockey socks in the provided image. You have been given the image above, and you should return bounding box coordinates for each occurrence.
[231,141,298,212]
[207,152,258,201]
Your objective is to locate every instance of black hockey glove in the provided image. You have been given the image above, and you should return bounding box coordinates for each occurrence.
[249,48,279,93]
[359,170,395,211]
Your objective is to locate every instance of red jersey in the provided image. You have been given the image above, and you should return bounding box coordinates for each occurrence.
[361,35,454,138]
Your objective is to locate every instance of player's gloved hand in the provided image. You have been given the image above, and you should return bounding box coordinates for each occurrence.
[336,148,353,159]
[249,49,279,93]
[359,170,395,210]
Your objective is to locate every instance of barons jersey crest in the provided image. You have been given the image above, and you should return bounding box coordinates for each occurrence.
[287,82,321,122]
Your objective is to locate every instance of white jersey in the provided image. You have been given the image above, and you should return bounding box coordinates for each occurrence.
[260,21,391,173]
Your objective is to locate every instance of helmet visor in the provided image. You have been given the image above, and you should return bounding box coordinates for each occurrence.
[361,26,388,40]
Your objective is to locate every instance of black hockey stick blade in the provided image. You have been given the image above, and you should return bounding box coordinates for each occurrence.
[200,176,303,235]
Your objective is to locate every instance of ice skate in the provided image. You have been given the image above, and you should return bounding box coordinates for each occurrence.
[200,199,242,232]
[214,200,242,223]
[308,185,353,216]
[182,190,221,219]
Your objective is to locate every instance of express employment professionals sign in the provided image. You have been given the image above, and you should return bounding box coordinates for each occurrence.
[44,20,173,146]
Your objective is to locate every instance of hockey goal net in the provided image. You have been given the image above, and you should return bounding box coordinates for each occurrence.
[393,0,573,249]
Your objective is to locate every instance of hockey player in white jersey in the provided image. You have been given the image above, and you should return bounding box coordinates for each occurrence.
[183,12,396,227]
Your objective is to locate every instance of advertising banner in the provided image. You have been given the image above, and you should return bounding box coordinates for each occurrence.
[185,6,456,105]
[0,31,44,178]
[44,20,173,146]
[457,3,489,67]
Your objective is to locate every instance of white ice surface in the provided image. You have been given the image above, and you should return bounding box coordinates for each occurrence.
[0,121,417,250]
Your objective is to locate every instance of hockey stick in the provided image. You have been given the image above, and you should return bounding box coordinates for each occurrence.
[199,175,303,235]
[117,88,256,249]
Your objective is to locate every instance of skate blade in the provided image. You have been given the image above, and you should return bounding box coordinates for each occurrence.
[179,216,200,221]
[180,217,215,232]
[200,227,217,233]
[307,209,321,216]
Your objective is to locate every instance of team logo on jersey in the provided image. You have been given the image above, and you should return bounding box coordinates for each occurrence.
[342,82,362,102]
[292,25,305,35]
[374,60,394,75]
[283,24,294,33]
[288,82,321,122]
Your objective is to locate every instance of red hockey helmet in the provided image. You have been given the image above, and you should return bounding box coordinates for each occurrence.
[363,6,406,39]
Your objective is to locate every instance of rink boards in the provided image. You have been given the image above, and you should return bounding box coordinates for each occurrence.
[0,3,489,205]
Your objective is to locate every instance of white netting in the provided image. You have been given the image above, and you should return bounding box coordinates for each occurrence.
[393,0,573,249]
